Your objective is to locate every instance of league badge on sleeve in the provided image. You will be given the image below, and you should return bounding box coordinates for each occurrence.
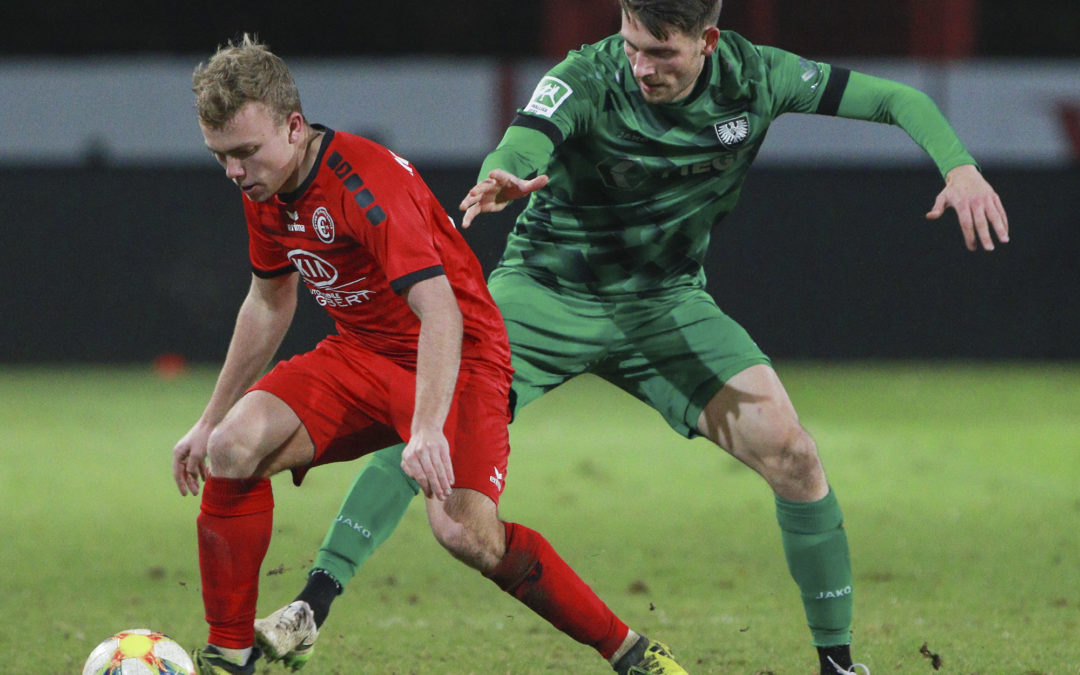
[714,114,750,148]
[524,76,574,118]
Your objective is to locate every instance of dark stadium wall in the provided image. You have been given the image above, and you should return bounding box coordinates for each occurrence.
[2,166,1075,362]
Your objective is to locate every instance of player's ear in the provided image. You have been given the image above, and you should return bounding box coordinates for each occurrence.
[701,26,720,55]
[286,111,306,143]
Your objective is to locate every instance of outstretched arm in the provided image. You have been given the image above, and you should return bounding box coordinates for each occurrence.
[457,124,557,228]
[831,70,1010,251]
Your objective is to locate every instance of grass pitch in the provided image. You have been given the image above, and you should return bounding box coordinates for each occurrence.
[1,362,1077,673]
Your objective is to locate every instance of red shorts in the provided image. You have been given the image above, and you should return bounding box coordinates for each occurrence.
[252,334,512,503]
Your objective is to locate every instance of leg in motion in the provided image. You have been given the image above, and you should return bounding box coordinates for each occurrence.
[426,488,688,673]
[255,443,420,670]
[194,392,315,674]
[699,364,856,673]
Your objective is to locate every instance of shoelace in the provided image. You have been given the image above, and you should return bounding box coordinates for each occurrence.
[827,656,870,675]
[632,646,661,672]
[277,604,309,632]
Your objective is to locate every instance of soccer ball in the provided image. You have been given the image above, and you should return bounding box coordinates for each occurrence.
[82,629,195,675]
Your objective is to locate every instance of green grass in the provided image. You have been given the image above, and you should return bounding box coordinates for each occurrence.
[1,363,1078,674]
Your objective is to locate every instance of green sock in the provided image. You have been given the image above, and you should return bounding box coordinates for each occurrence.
[775,488,853,647]
[312,443,420,588]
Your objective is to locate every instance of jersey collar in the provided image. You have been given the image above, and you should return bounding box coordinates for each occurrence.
[276,124,335,204]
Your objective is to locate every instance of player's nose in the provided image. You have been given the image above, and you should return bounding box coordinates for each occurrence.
[224,156,244,179]
[631,54,655,78]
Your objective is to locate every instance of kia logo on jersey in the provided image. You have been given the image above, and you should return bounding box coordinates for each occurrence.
[287,249,339,288]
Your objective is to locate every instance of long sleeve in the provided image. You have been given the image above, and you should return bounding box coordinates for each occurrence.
[477,124,557,181]
[833,69,978,177]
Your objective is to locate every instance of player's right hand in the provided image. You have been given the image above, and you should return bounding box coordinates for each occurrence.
[172,422,212,497]
[458,169,548,229]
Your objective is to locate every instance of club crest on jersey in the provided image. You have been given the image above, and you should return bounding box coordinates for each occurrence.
[313,206,335,243]
[524,76,573,118]
[714,114,750,148]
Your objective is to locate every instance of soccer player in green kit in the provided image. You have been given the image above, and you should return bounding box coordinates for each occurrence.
[257,1,1009,673]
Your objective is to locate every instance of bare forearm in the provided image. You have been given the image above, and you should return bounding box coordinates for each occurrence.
[412,300,462,435]
[201,280,296,425]
[404,276,463,435]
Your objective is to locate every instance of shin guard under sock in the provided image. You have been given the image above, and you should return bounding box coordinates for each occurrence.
[310,444,419,591]
[486,522,628,659]
[776,488,853,647]
[198,476,274,648]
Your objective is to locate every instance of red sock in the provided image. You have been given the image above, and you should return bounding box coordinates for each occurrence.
[197,476,274,648]
[486,522,628,659]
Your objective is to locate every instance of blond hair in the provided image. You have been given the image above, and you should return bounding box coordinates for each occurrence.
[192,33,302,129]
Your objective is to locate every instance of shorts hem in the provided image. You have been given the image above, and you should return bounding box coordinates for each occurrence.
[682,355,773,438]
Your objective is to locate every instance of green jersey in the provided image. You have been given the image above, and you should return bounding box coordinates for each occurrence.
[482,31,976,297]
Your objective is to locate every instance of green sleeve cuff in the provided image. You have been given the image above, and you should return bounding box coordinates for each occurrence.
[477,124,556,182]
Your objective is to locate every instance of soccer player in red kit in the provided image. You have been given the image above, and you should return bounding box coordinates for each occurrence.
[170,34,686,675]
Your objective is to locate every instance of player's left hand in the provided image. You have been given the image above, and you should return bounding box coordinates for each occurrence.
[401,427,455,501]
[926,164,1009,251]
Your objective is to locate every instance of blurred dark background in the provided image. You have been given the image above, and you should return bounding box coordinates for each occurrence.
[1,1,1077,364]
[3,0,1078,58]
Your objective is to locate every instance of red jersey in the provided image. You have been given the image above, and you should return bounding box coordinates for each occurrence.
[244,127,510,376]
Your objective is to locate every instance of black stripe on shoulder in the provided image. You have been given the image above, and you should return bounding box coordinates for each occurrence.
[252,264,296,279]
[816,67,851,117]
[510,113,564,146]
[389,265,445,294]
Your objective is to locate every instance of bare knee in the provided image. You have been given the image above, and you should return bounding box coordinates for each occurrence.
[429,517,487,566]
[427,491,505,573]
[206,423,259,478]
[700,365,830,501]
[757,426,827,501]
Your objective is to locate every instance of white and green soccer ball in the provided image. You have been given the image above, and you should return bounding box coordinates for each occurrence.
[82,629,195,675]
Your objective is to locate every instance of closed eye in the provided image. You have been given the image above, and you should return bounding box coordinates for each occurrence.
[207,146,257,163]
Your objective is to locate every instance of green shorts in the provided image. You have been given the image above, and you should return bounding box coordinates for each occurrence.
[488,267,771,438]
